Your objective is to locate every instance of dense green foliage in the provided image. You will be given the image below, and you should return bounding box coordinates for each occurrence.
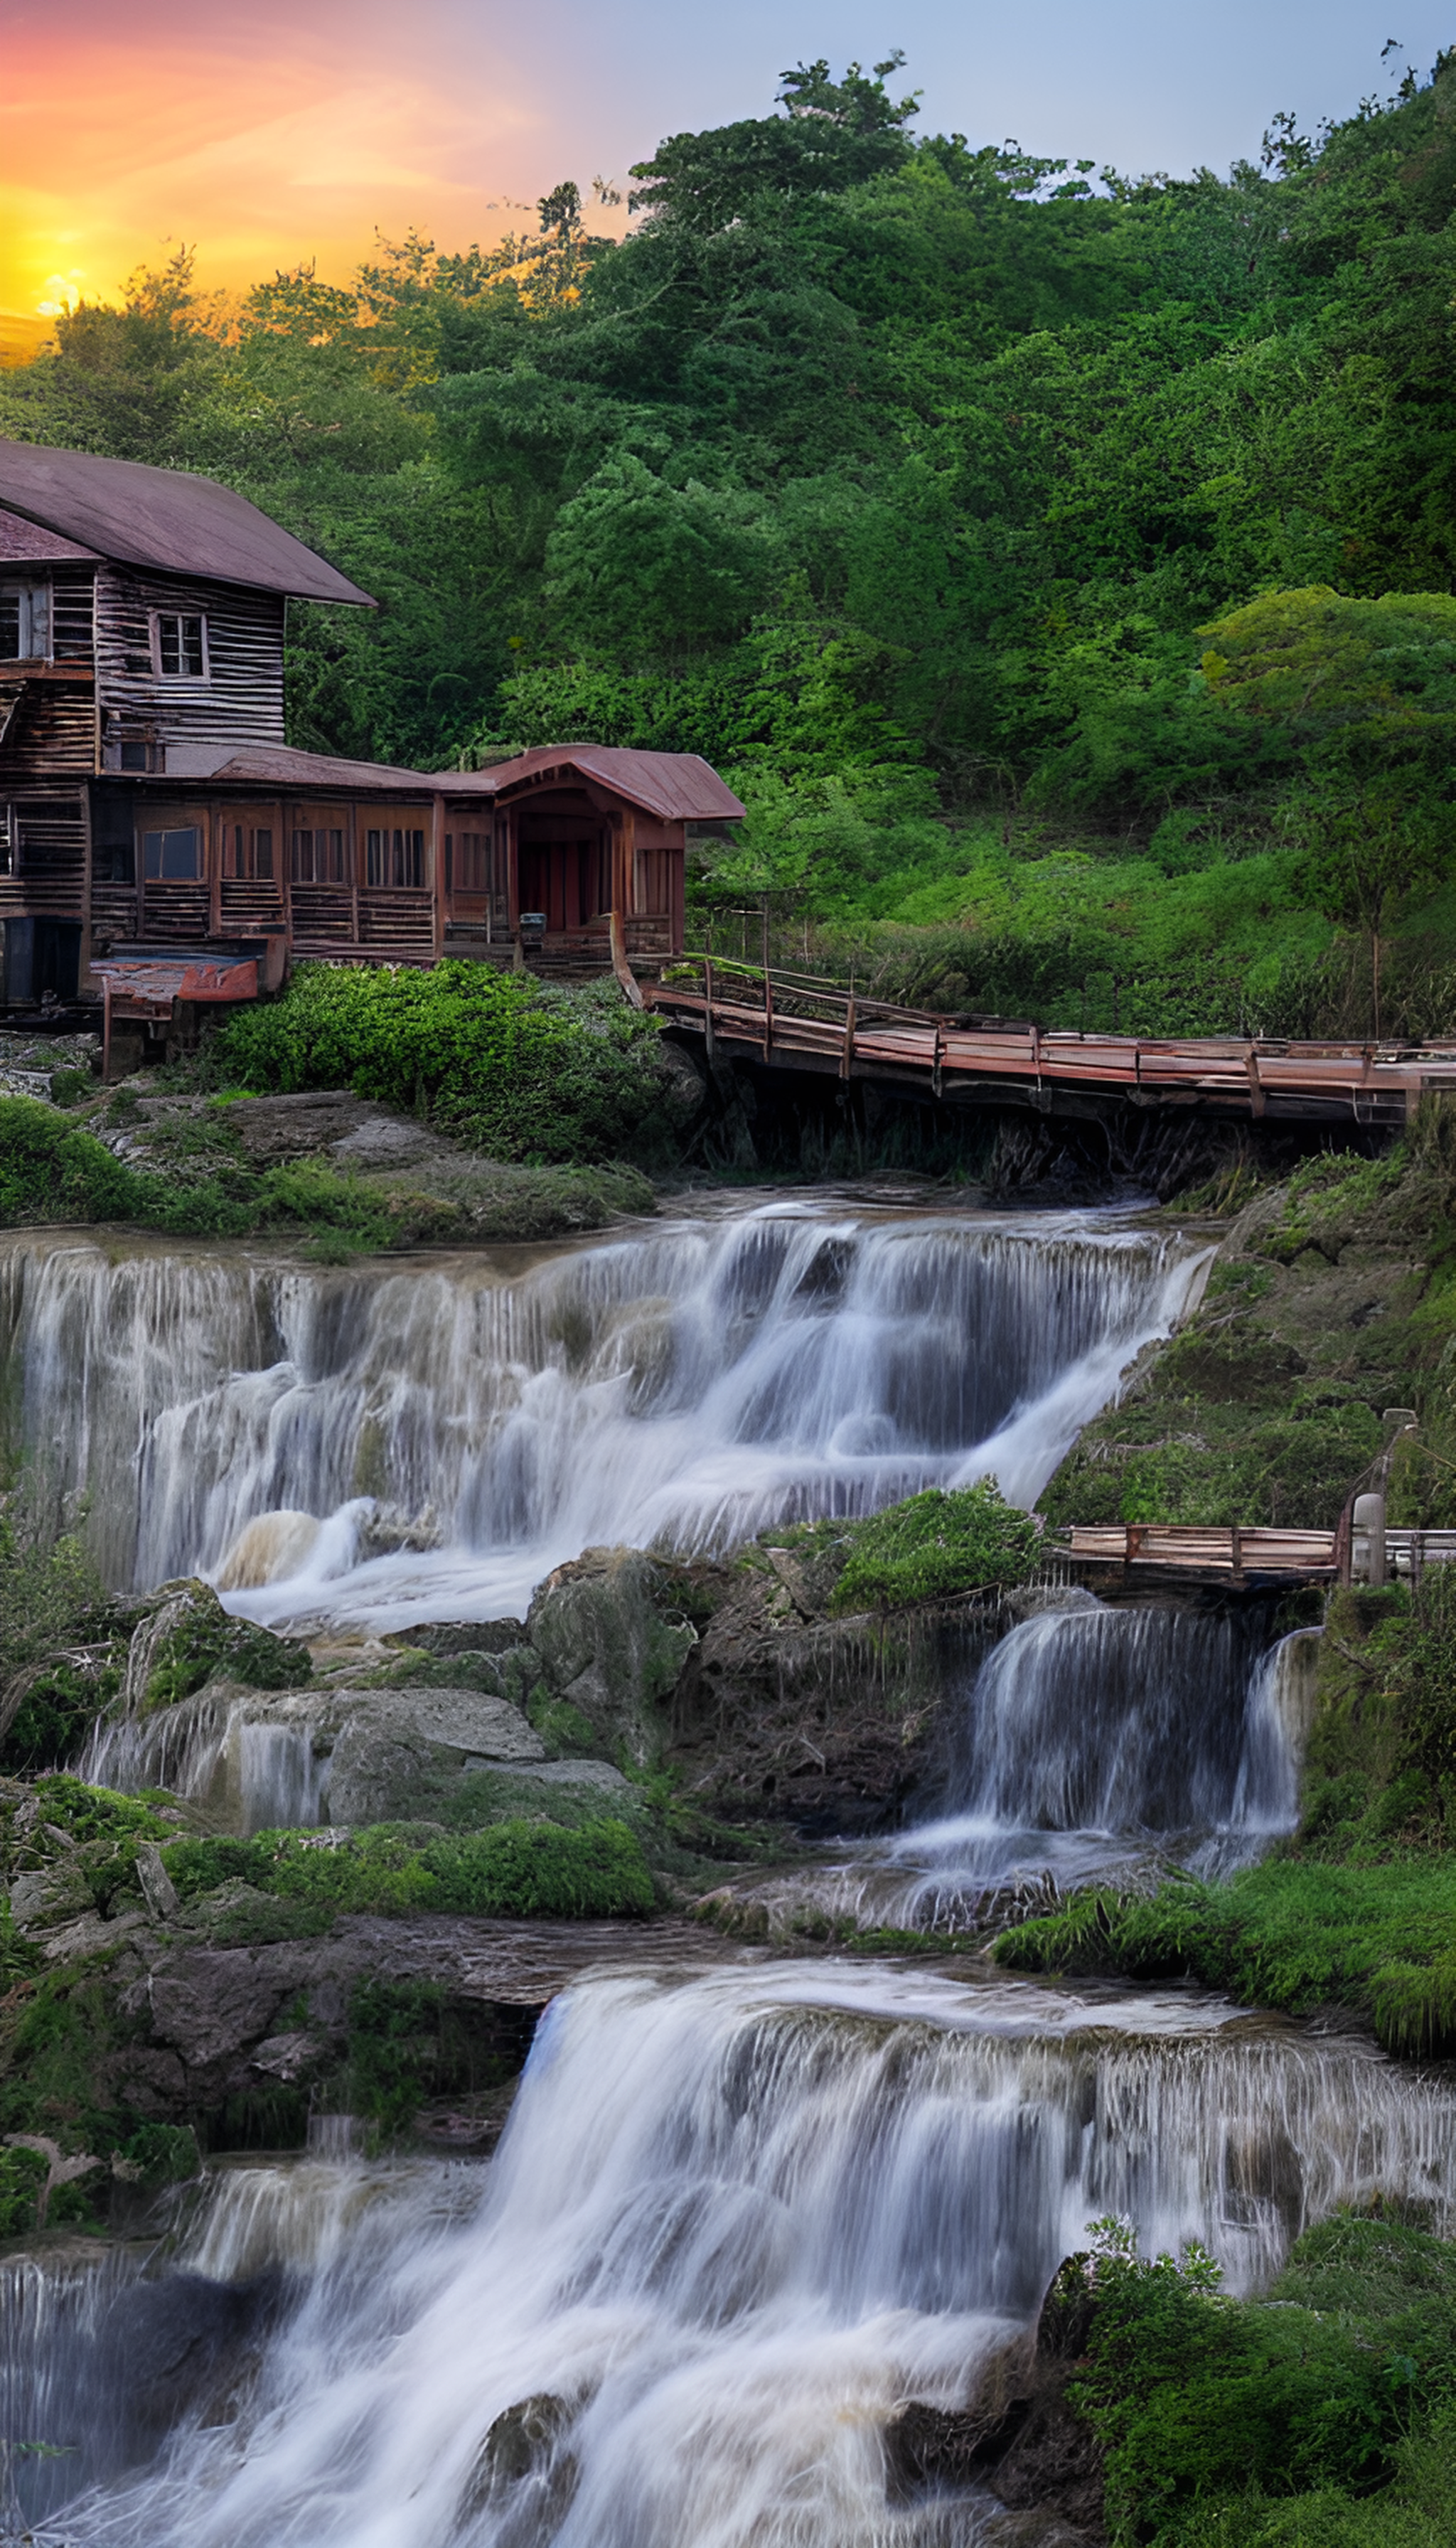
[134,1584,311,1713]
[997,1563,1456,2053]
[207,962,675,1163]
[827,1481,1042,1612]
[160,1814,656,1920]
[1070,2215,1456,2546]
[6,54,1456,1027]
[0,1474,122,1772]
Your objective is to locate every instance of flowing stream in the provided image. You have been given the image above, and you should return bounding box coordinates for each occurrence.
[2,1192,1425,2544]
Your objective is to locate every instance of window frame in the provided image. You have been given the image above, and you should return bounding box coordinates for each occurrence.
[149,609,210,682]
[0,581,52,665]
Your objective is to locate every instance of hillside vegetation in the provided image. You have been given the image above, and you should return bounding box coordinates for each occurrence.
[5,53,1456,1032]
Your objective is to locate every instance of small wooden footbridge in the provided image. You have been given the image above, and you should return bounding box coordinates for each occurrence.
[1044,1521,1456,1594]
[645,963,1456,1129]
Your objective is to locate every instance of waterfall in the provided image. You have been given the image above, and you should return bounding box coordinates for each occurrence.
[77,1693,330,1832]
[0,1207,1207,1630]
[38,1961,1456,2548]
[877,1604,1308,1922]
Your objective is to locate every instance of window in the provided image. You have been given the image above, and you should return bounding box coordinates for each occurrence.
[365,826,424,888]
[291,827,347,884]
[447,832,491,894]
[142,826,201,880]
[225,823,274,882]
[153,613,207,678]
[119,742,151,773]
[0,582,50,662]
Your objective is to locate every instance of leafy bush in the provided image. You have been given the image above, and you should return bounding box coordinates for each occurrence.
[829,1481,1041,1614]
[208,963,677,1165]
[1071,2214,1456,2544]
[0,1099,140,1225]
[0,2143,50,2238]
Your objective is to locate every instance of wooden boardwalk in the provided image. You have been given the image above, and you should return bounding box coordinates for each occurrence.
[646,965,1456,1128]
[1053,1522,1456,1590]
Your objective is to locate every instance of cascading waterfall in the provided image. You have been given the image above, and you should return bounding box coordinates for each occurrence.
[712,1606,1312,1937]
[33,1962,1456,2548]
[886,1601,1307,1915]
[0,1206,1208,1629]
[77,1695,331,1833]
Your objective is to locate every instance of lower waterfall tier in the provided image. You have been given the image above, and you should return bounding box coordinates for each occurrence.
[23,1961,1456,2547]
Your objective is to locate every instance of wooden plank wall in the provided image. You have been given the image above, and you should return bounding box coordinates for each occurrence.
[93,569,287,756]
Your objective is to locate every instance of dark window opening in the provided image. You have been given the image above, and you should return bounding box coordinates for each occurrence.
[0,583,50,661]
[142,826,201,881]
[155,614,206,678]
[365,827,424,888]
[291,827,347,884]
[119,742,150,772]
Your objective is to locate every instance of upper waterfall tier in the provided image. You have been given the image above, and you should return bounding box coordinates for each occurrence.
[0,1203,1209,1627]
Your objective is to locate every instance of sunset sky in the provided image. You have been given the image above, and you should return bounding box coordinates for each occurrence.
[3,0,1451,355]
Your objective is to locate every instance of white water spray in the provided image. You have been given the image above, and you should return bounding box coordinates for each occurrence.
[41,1961,1456,2548]
[1,1206,1207,1629]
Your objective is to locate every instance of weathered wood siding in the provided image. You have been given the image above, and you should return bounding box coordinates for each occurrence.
[0,795,87,918]
[94,569,286,758]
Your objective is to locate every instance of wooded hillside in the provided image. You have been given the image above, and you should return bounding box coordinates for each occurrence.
[9,50,1456,1034]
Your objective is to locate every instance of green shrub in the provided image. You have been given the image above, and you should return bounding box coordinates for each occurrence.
[208,962,674,1165]
[0,1099,141,1224]
[1070,2214,1456,2547]
[0,2143,49,2238]
[1072,2217,1450,2544]
[138,1596,311,1713]
[829,1481,1042,1614]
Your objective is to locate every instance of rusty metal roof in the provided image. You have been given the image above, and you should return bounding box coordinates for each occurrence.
[0,441,375,606]
[176,744,440,792]
[0,505,101,564]
[434,746,746,823]
[95,953,259,1010]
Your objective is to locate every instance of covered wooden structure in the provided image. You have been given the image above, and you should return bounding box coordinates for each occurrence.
[0,438,742,1006]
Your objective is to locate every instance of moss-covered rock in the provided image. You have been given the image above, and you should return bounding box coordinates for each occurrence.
[122,1583,311,1714]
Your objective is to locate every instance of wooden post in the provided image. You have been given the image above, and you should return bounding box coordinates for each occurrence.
[704,943,715,1064]
[206,804,221,942]
[78,781,95,985]
[430,793,446,963]
[1245,1043,1265,1118]
[932,1019,943,1101]
[761,901,772,1060]
[1231,1524,1244,1585]
[840,975,857,1081]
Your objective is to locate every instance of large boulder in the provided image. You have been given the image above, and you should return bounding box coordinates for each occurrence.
[526,1548,697,1769]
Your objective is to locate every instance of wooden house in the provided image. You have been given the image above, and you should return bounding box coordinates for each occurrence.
[0,440,742,1028]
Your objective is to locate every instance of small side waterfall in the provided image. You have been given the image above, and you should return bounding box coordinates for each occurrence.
[77,1695,330,1834]
[942,1601,1295,1836]
[0,1208,1208,1629]
[36,1963,1456,2548]
[879,1602,1308,1920]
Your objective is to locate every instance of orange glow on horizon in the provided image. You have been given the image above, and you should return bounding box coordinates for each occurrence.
[0,4,621,350]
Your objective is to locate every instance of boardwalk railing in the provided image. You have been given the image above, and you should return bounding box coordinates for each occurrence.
[1056,1521,1456,1585]
[646,961,1456,1126]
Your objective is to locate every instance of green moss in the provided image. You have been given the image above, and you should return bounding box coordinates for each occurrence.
[163,1814,656,1920]
[827,1482,1042,1615]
